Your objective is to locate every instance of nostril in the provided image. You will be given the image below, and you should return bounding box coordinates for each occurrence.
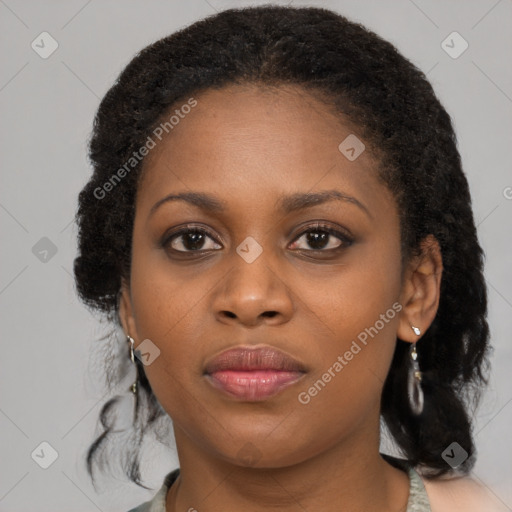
[262,311,278,318]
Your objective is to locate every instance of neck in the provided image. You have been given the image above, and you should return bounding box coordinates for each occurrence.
[165,420,410,512]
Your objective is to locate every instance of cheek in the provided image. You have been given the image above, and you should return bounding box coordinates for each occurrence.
[127,246,207,393]
[128,267,205,424]
[300,237,403,398]
[129,235,201,339]
[316,237,402,338]
[292,292,401,448]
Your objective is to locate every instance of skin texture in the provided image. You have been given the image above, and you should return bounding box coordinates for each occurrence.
[120,84,443,512]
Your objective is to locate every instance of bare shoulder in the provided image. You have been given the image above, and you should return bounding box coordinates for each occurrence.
[422,473,510,512]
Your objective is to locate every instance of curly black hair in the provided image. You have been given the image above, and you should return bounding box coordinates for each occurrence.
[74,5,492,489]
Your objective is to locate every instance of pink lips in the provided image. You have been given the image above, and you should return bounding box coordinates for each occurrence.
[204,346,306,401]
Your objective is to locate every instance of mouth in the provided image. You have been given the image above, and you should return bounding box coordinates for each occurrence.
[203,345,307,401]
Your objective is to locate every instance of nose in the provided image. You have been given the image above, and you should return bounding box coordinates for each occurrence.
[212,248,294,327]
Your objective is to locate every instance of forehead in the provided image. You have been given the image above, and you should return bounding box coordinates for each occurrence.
[136,83,388,216]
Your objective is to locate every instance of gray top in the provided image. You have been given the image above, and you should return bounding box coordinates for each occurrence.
[127,460,431,512]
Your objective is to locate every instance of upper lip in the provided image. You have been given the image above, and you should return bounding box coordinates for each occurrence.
[204,345,307,374]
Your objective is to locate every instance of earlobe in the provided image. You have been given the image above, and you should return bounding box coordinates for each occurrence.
[397,235,443,343]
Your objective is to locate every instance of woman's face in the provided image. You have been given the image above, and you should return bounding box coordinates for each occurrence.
[121,84,413,468]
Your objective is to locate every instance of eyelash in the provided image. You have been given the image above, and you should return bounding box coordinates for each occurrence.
[162,222,353,256]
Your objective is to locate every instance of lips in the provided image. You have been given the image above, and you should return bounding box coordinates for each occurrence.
[204,346,306,374]
[204,346,307,401]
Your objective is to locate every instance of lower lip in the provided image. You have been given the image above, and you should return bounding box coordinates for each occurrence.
[205,370,305,401]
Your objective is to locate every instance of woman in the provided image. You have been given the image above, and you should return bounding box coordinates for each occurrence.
[73,5,506,511]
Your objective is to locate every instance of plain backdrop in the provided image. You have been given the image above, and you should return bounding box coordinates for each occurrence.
[1,1,511,511]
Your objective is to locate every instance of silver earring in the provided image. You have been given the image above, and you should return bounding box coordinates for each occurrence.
[407,326,423,415]
[127,335,138,395]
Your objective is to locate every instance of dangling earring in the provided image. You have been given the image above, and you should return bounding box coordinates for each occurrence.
[127,335,138,395]
[407,326,424,415]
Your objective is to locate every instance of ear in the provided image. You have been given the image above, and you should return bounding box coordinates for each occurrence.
[119,277,139,340]
[397,234,443,343]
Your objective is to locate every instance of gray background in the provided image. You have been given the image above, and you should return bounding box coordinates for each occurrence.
[0,0,510,510]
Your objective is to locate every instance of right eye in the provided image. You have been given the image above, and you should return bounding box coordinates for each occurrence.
[163,226,222,253]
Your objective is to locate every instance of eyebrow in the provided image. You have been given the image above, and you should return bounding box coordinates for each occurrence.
[149,189,371,218]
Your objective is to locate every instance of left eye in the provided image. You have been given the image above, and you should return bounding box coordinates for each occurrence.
[289,226,351,251]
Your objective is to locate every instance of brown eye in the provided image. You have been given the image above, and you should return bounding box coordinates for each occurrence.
[289,224,353,252]
[164,227,222,253]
